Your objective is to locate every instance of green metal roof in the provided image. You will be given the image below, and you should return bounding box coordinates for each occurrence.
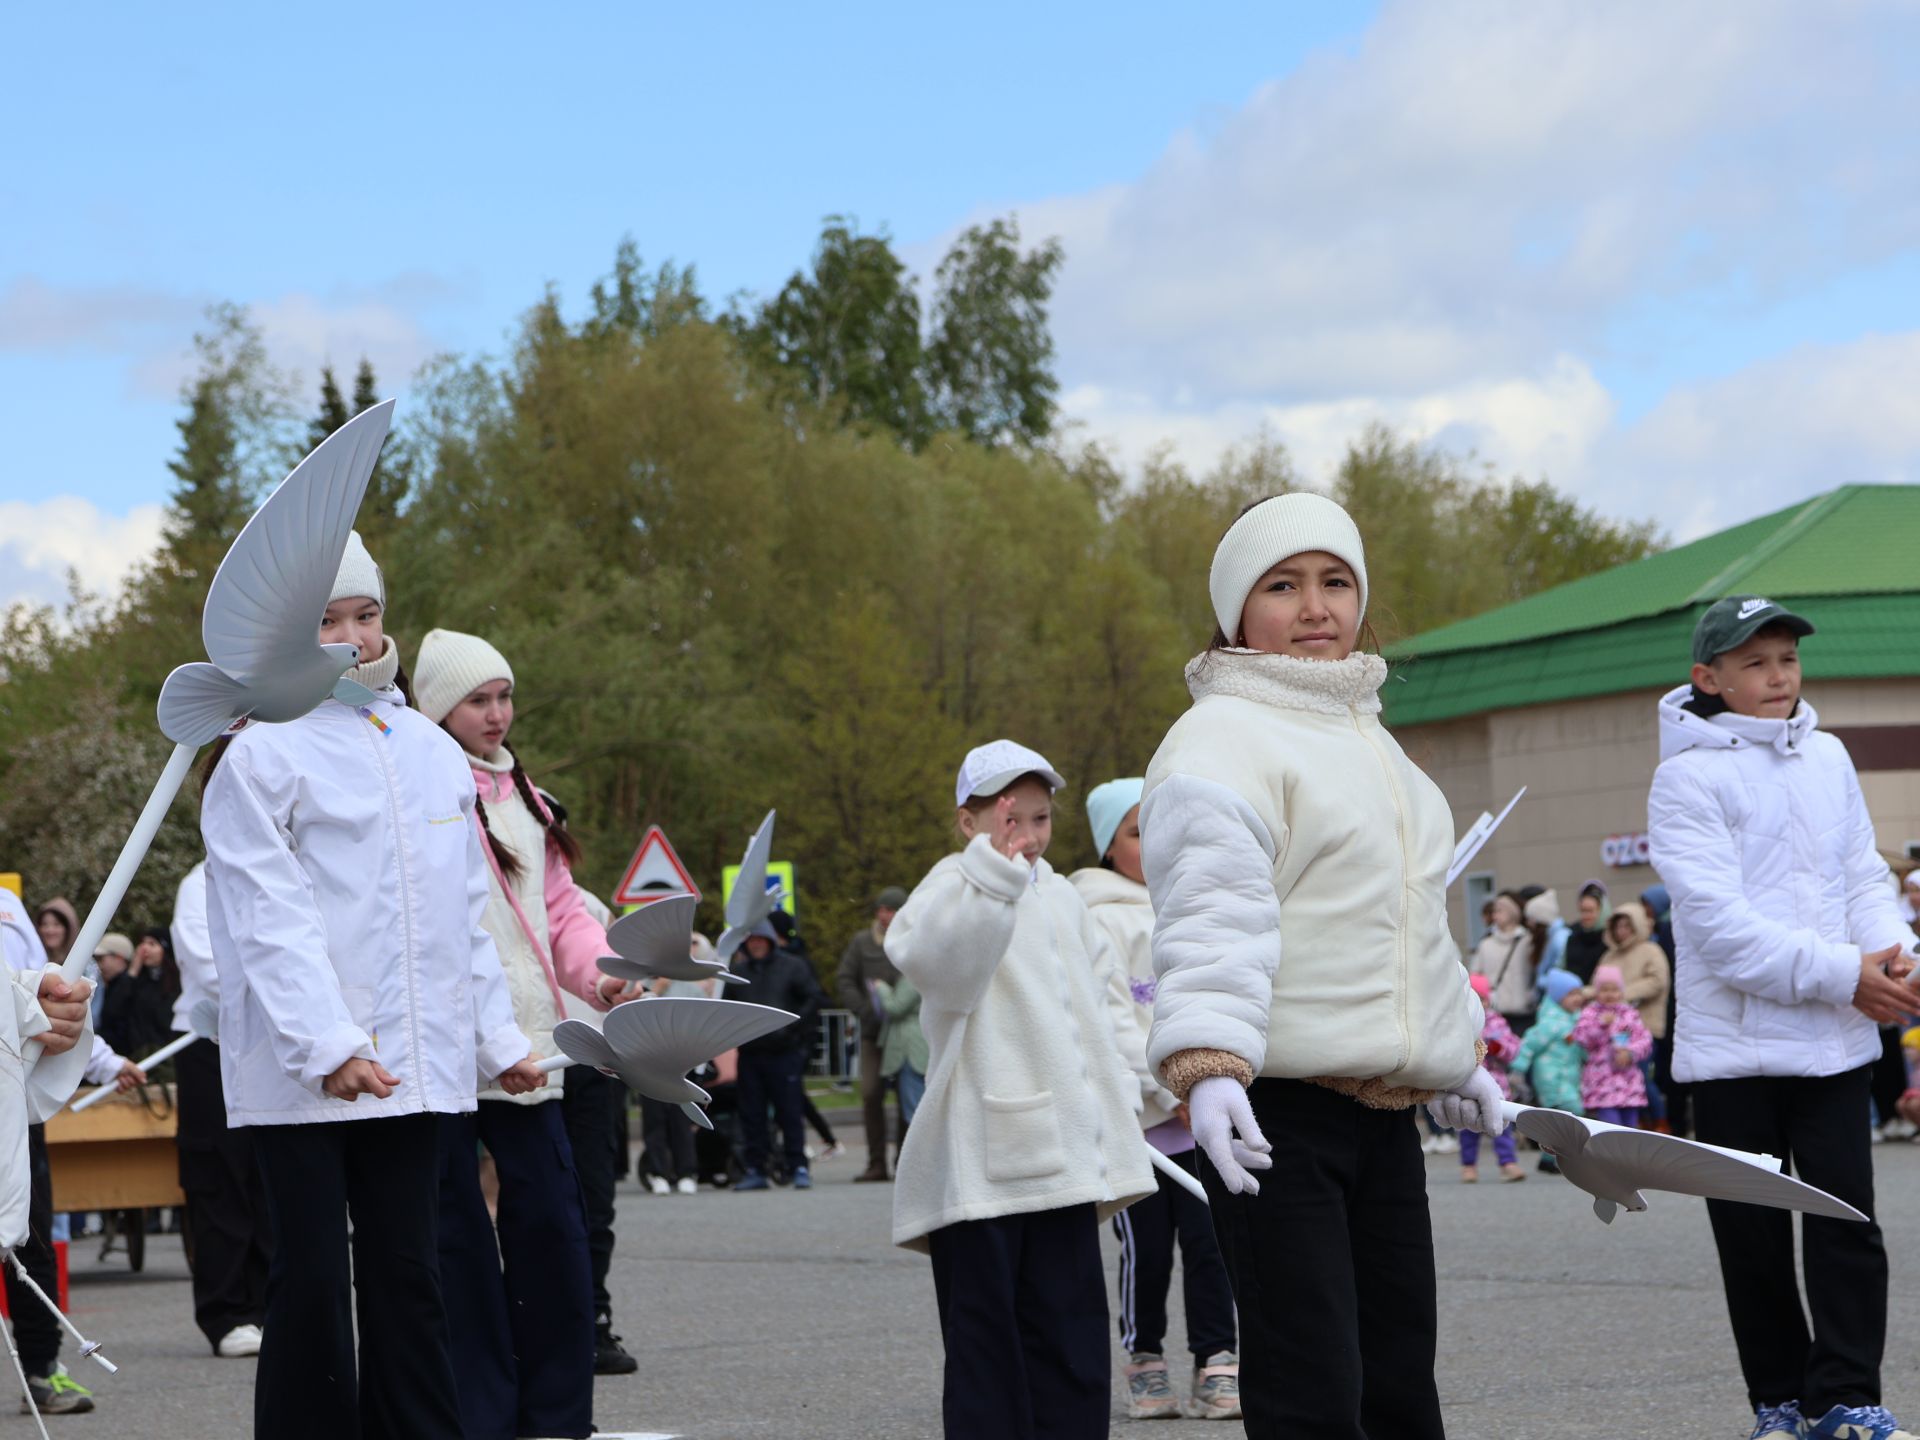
[1383,486,1920,727]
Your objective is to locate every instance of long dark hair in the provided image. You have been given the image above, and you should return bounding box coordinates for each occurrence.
[198,658,418,793]
[472,745,583,884]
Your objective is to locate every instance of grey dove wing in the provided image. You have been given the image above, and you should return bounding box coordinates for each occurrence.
[600,996,798,1074]
[605,896,702,976]
[724,811,778,929]
[202,400,392,680]
[1584,1131,1868,1221]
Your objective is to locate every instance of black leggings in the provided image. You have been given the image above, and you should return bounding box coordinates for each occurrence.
[1202,1079,1443,1440]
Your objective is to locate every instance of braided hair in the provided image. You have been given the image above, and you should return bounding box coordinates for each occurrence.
[473,744,583,884]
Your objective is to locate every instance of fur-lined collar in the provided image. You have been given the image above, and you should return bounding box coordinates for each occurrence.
[1183,648,1387,716]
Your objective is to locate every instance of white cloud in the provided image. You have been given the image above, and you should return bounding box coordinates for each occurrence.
[0,497,167,613]
[1002,0,1920,531]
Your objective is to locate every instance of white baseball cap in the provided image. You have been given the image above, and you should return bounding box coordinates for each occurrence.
[954,739,1067,807]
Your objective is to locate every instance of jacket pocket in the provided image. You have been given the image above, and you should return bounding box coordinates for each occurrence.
[982,1091,1066,1181]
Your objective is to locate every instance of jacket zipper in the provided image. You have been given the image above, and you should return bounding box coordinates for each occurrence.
[1354,709,1413,1074]
[357,703,424,1108]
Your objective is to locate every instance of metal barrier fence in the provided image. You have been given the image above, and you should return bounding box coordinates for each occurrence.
[812,1008,859,1084]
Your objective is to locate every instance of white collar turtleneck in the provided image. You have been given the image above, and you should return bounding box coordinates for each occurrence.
[1183,648,1388,717]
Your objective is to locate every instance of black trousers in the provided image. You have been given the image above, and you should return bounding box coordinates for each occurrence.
[1204,1079,1443,1440]
[175,1037,271,1348]
[737,1048,807,1175]
[251,1113,463,1440]
[4,1126,59,1376]
[928,1203,1109,1439]
[558,1064,621,1317]
[1871,1028,1908,1127]
[1111,1148,1237,1360]
[438,1102,595,1440]
[1692,1065,1885,1415]
[641,1096,696,1183]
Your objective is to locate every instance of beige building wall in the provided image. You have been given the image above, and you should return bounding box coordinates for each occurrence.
[1396,677,1920,947]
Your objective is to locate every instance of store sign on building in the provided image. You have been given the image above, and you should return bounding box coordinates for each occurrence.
[1602,832,1652,867]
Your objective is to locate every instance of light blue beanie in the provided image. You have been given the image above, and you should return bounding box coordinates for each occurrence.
[1086,778,1145,860]
[1541,969,1583,1005]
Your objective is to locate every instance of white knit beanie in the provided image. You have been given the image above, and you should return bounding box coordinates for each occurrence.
[329,530,385,607]
[1208,492,1368,642]
[413,628,514,725]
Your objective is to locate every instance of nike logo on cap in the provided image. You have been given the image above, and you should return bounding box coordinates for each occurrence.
[1737,597,1773,619]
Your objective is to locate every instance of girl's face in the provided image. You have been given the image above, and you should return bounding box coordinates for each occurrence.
[319,597,385,665]
[1561,989,1586,1013]
[1105,805,1145,885]
[1595,979,1625,1005]
[1578,895,1601,926]
[1237,551,1361,660]
[1608,916,1634,947]
[445,679,514,757]
[1491,896,1521,930]
[133,936,164,970]
[35,913,67,954]
[957,776,1053,863]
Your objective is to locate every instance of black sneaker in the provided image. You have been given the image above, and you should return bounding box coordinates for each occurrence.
[594,1315,638,1376]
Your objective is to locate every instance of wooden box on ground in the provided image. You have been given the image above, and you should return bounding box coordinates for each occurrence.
[44,1087,184,1211]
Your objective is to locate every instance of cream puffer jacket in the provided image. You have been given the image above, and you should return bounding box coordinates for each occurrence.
[885,837,1156,1253]
[1648,686,1918,1083]
[1142,650,1481,1101]
[1067,867,1182,1131]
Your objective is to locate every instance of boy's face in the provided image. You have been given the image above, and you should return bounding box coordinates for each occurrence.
[1692,629,1801,719]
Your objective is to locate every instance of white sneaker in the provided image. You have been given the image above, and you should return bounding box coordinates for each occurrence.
[675,1177,697,1195]
[1434,1134,1460,1154]
[1421,1134,1440,1154]
[216,1324,263,1358]
[647,1175,670,1196]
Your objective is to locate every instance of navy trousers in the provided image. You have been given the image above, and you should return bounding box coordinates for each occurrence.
[1111,1147,1237,1360]
[251,1114,463,1440]
[928,1203,1110,1439]
[737,1047,808,1176]
[438,1101,596,1440]
[558,1063,622,1318]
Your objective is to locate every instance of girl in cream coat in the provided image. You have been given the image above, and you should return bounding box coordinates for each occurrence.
[887,739,1155,1439]
[1141,493,1502,1440]
[1070,778,1241,1422]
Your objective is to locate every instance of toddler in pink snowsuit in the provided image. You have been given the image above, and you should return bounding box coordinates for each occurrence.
[1569,964,1653,1127]
[1461,974,1524,1182]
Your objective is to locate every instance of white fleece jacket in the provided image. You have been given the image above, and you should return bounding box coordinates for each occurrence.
[1143,650,1481,1097]
[886,837,1156,1252]
[1067,867,1182,1131]
[1648,686,1918,1083]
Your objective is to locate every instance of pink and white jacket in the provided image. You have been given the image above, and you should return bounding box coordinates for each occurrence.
[1569,1001,1653,1111]
[467,750,615,1103]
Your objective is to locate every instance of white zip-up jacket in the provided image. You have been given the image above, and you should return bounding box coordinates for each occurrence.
[886,837,1156,1252]
[1648,686,1917,1083]
[170,861,215,1035]
[1143,650,1481,1098]
[201,687,530,1127]
[1067,867,1182,1131]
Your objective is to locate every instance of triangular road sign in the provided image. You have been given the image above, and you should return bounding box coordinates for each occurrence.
[612,826,701,907]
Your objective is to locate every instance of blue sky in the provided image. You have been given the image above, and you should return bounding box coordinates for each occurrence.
[7,1,1920,608]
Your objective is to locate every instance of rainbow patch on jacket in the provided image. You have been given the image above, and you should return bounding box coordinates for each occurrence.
[358,707,392,737]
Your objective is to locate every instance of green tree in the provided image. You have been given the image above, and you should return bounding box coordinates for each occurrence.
[307,365,352,452]
[924,218,1064,447]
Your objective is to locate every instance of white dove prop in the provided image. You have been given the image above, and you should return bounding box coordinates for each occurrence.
[597,895,747,988]
[1447,787,1526,889]
[533,996,798,1129]
[1502,1102,1868,1225]
[53,403,394,992]
[715,810,781,962]
[69,999,219,1113]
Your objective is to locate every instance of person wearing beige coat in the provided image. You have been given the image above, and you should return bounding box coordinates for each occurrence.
[1604,902,1672,1041]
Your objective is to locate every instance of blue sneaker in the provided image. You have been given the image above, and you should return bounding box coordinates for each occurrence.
[732,1170,770,1192]
[792,1166,812,1190]
[1752,1402,1807,1440]
[1809,1405,1918,1440]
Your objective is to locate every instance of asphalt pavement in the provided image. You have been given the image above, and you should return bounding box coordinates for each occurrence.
[18,1135,1920,1438]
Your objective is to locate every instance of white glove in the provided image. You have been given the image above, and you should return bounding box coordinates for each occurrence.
[1187,1075,1274,1195]
[1425,1066,1508,1137]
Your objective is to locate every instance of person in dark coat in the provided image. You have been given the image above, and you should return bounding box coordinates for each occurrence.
[837,887,908,1181]
[731,923,825,1191]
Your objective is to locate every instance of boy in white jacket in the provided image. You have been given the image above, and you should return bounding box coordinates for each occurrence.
[1069,778,1240,1422]
[887,740,1155,1439]
[1649,596,1919,1440]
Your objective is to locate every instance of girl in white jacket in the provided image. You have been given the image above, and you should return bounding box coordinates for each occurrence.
[414,628,632,1440]
[200,535,543,1440]
[1070,777,1241,1423]
[887,739,1155,1439]
[1141,493,1502,1440]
